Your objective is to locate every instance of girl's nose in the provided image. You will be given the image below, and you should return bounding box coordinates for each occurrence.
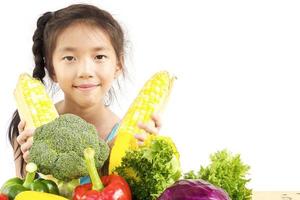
[77,59,94,78]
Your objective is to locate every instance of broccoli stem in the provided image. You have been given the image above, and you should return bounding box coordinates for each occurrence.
[57,178,80,199]
[84,148,104,191]
[23,162,37,189]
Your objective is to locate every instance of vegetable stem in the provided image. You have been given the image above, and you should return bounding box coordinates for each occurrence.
[84,148,104,191]
[23,162,37,189]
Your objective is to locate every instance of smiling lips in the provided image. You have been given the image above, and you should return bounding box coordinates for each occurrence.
[73,83,100,91]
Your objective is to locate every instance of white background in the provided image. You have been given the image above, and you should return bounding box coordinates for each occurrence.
[1,0,300,191]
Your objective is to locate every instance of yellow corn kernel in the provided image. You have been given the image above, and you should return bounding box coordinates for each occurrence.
[14,73,59,129]
[109,71,176,173]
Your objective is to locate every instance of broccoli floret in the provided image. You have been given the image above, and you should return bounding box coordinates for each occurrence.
[29,114,110,181]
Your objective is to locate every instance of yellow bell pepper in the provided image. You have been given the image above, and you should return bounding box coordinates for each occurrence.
[15,191,68,200]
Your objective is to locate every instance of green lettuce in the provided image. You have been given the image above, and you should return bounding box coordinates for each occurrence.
[115,135,181,200]
[184,149,252,200]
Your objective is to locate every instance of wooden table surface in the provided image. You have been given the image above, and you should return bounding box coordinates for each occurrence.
[252,192,300,200]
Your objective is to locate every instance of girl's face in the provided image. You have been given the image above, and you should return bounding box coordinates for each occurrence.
[52,22,121,108]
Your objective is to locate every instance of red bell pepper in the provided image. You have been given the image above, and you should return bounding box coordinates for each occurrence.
[0,194,9,200]
[73,148,131,200]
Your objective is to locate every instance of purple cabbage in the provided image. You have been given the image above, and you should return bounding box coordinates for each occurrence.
[157,179,230,200]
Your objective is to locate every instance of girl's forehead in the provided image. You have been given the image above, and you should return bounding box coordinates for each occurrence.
[55,22,112,51]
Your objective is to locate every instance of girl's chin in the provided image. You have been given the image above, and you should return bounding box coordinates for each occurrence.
[75,98,103,108]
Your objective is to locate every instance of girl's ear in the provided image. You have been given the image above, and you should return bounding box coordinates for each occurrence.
[114,55,124,79]
[52,73,58,83]
[114,65,122,79]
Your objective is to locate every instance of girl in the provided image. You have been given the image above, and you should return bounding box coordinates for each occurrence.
[8,4,162,178]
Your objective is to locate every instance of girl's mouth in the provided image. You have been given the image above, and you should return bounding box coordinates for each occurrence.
[73,83,101,91]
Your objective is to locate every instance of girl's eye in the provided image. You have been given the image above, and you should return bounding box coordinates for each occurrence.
[95,55,106,60]
[63,56,76,62]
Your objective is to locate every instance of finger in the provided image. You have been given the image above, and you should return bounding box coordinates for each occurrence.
[16,134,25,145]
[17,120,26,133]
[151,113,162,130]
[17,130,34,145]
[138,122,158,135]
[135,134,147,146]
[134,133,148,141]
[137,141,144,146]
[23,151,30,163]
[20,136,33,154]
[16,129,34,145]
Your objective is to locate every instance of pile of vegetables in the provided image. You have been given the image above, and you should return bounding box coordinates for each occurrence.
[1,117,252,200]
[115,135,181,200]
[184,149,252,200]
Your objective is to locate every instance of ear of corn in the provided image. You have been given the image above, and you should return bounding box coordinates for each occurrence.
[14,73,59,129]
[109,71,176,173]
[14,73,61,188]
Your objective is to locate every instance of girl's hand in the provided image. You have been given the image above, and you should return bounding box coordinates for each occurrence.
[134,113,162,146]
[16,120,35,163]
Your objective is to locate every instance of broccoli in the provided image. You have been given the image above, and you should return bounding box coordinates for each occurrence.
[29,114,110,182]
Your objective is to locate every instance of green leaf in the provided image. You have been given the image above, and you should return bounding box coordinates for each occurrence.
[185,149,252,200]
[115,136,181,200]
